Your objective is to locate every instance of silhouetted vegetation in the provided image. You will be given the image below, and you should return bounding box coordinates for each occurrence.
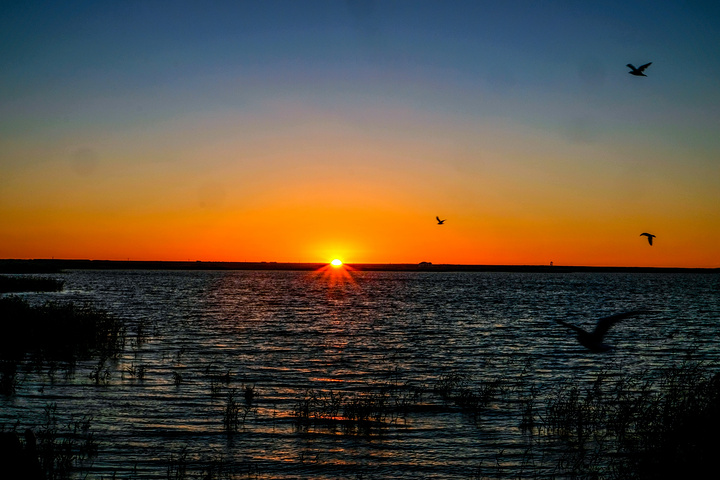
[0,260,64,274]
[293,381,428,435]
[505,362,720,479]
[206,364,232,397]
[223,385,256,434]
[285,363,720,477]
[0,296,125,394]
[433,372,503,418]
[293,388,393,435]
[166,447,237,480]
[0,404,97,480]
[0,296,125,363]
[0,275,64,293]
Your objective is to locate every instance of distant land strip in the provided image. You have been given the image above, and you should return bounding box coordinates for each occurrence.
[1,259,717,274]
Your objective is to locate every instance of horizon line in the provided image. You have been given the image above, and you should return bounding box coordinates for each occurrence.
[1,258,717,273]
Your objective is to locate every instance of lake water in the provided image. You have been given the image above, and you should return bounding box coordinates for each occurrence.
[2,269,719,478]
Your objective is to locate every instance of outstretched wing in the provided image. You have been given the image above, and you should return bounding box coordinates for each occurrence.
[592,311,650,339]
[556,319,587,336]
[638,62,652,72]
[627,63,637,70]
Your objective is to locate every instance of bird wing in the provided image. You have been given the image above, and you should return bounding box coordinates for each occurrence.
[436,216,441,222]
[627,63,637,70]
[638,62,652,72]
[556,319,587,335]
[592,311,649,339]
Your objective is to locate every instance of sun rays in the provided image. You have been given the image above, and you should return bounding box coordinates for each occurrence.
[314,260,357,288]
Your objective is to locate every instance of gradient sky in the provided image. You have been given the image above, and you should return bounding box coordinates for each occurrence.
[2,1,719,266]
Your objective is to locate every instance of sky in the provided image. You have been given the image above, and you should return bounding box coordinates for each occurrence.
[1,0,719,267]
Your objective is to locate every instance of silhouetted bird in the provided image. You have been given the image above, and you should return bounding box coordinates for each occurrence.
[436,216,446,225]
[627,62,652,76]
[556,311,651,353]
[640,232,656,245]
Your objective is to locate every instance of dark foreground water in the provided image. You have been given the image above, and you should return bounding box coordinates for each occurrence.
[2,269,719,478]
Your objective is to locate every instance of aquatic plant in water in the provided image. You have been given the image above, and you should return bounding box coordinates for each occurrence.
[0,296,126,365]
[0,296,126,393]
[535,363,720,479]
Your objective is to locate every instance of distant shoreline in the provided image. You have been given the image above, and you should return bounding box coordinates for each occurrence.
[1,259,717,274]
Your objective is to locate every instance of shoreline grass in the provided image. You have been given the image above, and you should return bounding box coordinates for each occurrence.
[0,296,125,394]
[0,275,64,293]
[0,296,125,362]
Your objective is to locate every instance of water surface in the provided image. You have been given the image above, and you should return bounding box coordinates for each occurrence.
[2,270,719,478]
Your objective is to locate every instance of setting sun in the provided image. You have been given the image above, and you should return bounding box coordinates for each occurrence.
[331,259,343,267]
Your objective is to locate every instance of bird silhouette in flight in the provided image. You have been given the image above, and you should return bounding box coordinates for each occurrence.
[436,216,446,225]
[556,311,652,352]
[640,232,656,245]
[627,62,652,76]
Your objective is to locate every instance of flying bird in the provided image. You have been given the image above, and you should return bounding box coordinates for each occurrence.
[640,233,656,245]
[556,311,652,353]
[436,216,446,225]
[627,62,652,76]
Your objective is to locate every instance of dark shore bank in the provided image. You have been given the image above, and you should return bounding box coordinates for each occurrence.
[1,259,717,274]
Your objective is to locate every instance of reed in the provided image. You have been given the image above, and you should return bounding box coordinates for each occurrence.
[166,448,234,480]
[0,296,126,365]
[166,447,189,480]
[205,363,232,397]
[123,362,145,381]
[0,297,125,393]
[88,357,111,385]
[0,403,99,480]
[0,360,18,395]
[433,372,502,418]
[0,275,64,293]
[535,362,720,479]
[222,389,241,434]
[293,384,419,435]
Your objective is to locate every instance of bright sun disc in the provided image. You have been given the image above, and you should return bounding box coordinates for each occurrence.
[331,259,343,267]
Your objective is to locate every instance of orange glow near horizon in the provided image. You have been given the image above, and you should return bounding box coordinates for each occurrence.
[0,98,718,269]
[1,207,718,267]
[331,259,343,267]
